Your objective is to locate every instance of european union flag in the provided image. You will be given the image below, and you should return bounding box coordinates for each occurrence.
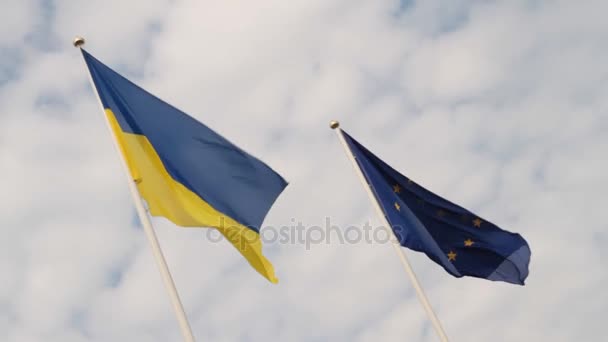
[341,131,531,285]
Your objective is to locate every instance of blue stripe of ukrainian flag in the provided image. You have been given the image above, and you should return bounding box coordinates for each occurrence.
[82,50,287,283]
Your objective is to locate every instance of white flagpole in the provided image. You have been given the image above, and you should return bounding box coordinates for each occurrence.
[74,37,196,342]
[330,121,449,342]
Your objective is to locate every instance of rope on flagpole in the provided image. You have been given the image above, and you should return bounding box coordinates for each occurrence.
[330,120,449,342]
[74,36,196,342]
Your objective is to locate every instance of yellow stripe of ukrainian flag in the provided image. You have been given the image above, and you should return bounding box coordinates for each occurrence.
[107,109,278,283]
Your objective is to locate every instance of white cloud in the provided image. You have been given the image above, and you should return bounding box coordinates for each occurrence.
[1,0,607,341]
[0,0,39,46]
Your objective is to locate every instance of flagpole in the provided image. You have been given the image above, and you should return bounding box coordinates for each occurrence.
[74,37,196,342]
[330,121,449,342]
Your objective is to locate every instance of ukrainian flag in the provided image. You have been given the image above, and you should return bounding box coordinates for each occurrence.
[82,50,287,283]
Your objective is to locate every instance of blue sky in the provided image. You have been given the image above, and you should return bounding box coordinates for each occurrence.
[1,0,607,341]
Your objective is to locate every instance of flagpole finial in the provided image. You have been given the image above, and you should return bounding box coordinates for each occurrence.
[73,36,85,48]
[329,120,340,129]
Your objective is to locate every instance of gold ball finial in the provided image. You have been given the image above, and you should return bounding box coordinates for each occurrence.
[329,120,340,129]
[73,36,85,48]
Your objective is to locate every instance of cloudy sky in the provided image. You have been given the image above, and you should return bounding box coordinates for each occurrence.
[1,0,607,341]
